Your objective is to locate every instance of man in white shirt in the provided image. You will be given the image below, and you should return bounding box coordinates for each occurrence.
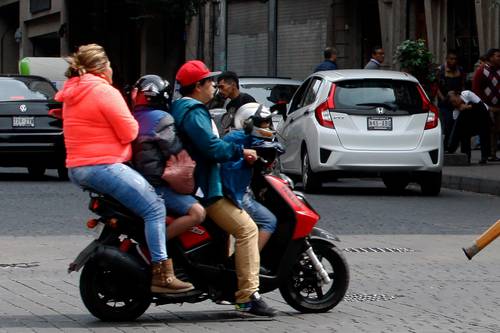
[447,90,490,164]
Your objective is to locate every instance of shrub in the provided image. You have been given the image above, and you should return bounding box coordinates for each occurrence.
[394,39,436,85]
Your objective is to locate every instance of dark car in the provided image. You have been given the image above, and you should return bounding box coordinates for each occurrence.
[0,75,66,179]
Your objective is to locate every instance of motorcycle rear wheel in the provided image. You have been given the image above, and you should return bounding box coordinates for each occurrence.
[279,241,349,313]
[80,260,151,321]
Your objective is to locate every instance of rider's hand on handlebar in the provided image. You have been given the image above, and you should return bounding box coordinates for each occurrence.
[243,149,258,165]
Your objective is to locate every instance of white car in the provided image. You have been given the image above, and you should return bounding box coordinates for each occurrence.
[277,70,443,195]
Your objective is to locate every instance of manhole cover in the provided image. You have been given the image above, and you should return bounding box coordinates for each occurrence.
[342,247,416,253]
[344,293,401,302]
[0,262,40,269]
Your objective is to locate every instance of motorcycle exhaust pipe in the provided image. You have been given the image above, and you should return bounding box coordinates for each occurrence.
[463,219,500,260]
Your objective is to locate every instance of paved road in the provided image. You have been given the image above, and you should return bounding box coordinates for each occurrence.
[1,169,500,332]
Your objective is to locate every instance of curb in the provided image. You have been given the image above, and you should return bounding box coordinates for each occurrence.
[442,174,500,196]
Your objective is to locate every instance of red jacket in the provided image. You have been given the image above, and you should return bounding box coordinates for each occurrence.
[55,74,138,167]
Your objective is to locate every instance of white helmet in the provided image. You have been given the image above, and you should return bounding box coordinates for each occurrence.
[233,103,276,139]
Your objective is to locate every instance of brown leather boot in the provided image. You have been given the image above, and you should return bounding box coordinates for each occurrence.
[151,259,194,294]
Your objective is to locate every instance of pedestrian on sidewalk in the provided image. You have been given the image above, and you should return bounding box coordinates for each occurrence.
[364,46,385,69]
[314,47,338,72]
[447,90,491,164]
[436,50,466,150]
[472,48,500,161]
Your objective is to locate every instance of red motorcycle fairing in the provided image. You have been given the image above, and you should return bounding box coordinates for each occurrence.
[264,175,320,240]
[166,216,212,250]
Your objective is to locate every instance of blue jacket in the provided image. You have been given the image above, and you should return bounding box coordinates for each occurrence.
[221,130,259,207]
[131,106,182,187]
[314,60,338,72]
[170,97,243,205]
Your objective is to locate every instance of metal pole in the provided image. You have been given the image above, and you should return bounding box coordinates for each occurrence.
[268,0,277,77]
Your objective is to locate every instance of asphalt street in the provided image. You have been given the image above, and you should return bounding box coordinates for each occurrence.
[1,168,500,332]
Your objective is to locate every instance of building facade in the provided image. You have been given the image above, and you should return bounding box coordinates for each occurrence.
[189,0,500,80]
[1,0,499,84]
[0,0,186,87]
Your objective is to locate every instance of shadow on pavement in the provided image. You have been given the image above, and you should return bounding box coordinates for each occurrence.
[295,180,424,197]
[0,310,275,329]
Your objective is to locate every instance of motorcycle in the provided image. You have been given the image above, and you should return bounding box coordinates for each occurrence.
[69,142,349,321]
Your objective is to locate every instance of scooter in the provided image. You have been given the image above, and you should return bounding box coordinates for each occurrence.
[69,142,349,321]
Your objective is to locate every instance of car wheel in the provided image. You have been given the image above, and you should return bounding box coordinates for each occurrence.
[382,174,409,193]
[419,171,442,196]
[27,166,46,178]
[302,150,321,193]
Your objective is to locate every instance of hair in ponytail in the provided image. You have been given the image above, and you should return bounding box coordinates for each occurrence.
[64,44,109,78]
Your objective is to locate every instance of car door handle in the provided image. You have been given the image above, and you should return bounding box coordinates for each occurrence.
[290,118,295,123]
[304,111,310,116]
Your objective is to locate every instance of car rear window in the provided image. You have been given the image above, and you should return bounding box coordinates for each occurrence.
[240,83,299,107]
[334,79,423,112]
[0,77,57,102]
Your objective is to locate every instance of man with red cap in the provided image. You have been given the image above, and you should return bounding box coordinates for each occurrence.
[170,60,277,317]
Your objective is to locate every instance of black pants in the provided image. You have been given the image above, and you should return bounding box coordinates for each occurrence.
[448,108,491,161]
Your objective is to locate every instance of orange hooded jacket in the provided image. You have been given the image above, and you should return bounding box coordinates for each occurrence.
[55,73,138,168]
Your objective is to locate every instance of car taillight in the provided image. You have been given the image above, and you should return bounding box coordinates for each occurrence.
[315,84,336,128]
[417,85,439,130]
[424,104,439,130]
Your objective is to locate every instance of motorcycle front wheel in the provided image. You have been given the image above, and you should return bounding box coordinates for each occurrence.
[279,240,349,313]
[80,259,151,321]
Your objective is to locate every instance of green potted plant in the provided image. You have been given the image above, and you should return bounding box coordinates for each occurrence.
[394,39,437,96]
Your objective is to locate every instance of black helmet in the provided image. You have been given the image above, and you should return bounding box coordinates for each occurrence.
[133,75,171,108]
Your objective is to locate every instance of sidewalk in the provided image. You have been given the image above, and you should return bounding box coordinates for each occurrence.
[442,150,500,196]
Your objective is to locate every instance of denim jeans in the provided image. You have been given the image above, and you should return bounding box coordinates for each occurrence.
[68,163,167,262]
[155,185,198,216]
[241,191,277,233]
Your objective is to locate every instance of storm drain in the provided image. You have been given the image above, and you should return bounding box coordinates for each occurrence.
[342,247,416,253]
[0,262,40,269]
[344,293,401,302]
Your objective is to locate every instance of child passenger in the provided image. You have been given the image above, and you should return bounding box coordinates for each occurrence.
[130,75,205,240]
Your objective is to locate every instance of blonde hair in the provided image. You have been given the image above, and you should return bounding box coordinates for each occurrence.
[64,43,109,78]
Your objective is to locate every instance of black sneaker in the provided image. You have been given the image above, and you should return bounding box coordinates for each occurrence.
[235,292,277,317]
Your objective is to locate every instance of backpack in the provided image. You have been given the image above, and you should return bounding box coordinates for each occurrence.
[161,149,196,194]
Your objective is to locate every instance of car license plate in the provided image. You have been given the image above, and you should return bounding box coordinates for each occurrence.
[367,116,392,130]
[12,116,35,128]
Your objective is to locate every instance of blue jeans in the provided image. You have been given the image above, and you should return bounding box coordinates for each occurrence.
[241,191,277,233]
[68,163,167,263]
[155,185,198,216]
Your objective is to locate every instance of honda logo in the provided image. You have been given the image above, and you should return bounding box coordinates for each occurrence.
[376,107,385,115]
[19,104,27,113]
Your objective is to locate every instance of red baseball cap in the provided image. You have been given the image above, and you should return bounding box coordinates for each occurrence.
[175,60,221,87]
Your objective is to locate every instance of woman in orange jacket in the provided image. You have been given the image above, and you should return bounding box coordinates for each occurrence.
[56,44,192,294]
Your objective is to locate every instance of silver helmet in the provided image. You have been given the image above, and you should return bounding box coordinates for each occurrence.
[233,102,276,139]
